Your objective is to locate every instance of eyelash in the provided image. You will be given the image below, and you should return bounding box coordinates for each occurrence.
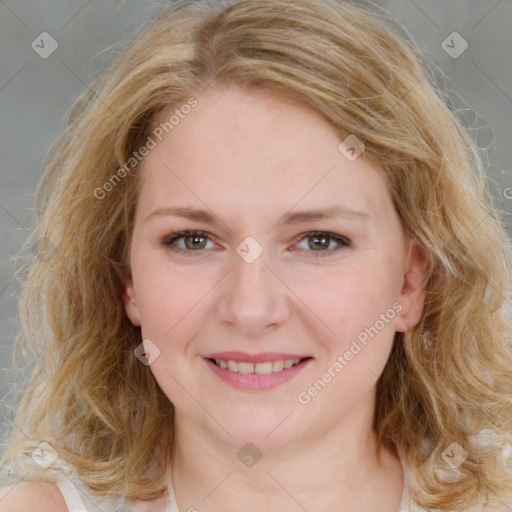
[160,230,351,258]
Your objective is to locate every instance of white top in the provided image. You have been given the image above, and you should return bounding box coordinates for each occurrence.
[54,465,179,512]
[52,461,416,512]
[4,439,511,511]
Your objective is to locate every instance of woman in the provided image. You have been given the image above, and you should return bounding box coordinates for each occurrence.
[0,0,511,510]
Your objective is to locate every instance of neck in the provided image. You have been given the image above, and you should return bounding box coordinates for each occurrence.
[169,398,404,511]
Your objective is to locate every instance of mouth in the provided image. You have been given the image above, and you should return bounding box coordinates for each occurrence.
[203,354,314,391]
[207,357,312,374]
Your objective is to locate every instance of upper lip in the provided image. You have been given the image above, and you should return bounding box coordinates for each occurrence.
[204,351,312,363]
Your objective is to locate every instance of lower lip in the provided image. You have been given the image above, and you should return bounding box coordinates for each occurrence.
[204,358,313,391]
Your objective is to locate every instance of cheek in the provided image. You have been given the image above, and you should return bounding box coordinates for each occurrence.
[132,262,212,402]
[132,257,210,344]
[300,262,399,332]
[298,263,400,379]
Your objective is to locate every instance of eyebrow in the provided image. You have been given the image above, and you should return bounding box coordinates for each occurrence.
[144,205,370,225]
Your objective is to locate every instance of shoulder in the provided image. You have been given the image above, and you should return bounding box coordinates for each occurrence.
[0,480,68,512]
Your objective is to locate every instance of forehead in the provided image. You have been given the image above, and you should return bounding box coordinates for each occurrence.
[137,85,395,225]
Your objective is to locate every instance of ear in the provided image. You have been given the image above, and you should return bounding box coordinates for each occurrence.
[122,277,142,327]
[395,240,429,333]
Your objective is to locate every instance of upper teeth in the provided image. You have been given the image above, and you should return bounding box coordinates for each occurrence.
[214,358,302,374]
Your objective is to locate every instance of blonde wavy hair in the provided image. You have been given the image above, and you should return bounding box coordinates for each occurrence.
[1,0,511,509]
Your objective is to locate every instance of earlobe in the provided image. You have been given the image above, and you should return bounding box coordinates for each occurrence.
[122,278,142,327]
[395,241,429,333]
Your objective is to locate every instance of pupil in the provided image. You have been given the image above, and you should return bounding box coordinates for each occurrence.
[311,235,328,250]
[186,235,205,250]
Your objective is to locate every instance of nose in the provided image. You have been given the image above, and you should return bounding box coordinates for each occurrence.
[216,248,292,338]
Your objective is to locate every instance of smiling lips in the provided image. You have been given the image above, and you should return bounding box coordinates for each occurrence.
[203,351,313,390]
[213,358,303,374]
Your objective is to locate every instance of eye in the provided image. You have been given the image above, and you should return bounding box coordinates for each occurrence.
[161,229,351,258]
[161,230,217,254]
[293,231,351,257]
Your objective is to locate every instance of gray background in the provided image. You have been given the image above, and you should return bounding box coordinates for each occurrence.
[0,0,511,431]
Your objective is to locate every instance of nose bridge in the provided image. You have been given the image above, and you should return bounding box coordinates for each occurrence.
[233,246,271,296]
[217,241,290,335]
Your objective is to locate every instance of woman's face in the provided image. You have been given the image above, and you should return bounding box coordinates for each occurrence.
[123,84,426,450]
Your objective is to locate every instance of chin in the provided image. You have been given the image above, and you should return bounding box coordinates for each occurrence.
[213,413,303,453]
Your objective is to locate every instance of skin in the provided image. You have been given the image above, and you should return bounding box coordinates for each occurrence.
[123,83,428,511]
